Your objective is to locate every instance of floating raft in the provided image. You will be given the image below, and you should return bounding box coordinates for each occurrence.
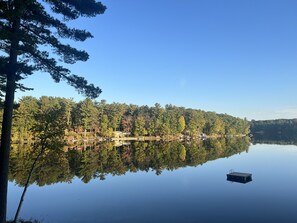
[227,172,252,184]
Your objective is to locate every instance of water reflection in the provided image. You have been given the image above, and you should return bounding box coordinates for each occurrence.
[9,137,251,186]
[252,131,297,145]
[8,137,297,223]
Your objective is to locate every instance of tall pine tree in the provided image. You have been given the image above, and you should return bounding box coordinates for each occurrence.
[0,1,106,222]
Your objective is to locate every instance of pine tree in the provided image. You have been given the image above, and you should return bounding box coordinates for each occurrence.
[79,98,98,138]
[0,1,106,222]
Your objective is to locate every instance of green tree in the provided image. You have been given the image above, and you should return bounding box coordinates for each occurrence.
[60,98,75,129]
[177,116,186,133]
[106,103,127,131]
[12,96,38,143]
[160,116,171,136]
[79,98,98,138]
[186,110,205,136]
[204,113,225,135]
[0,1,106,222]
[148,103,163,136]
[133,116,148,137]
[100,114,113,137]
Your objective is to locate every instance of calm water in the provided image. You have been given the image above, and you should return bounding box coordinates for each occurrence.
[7,138,297,223]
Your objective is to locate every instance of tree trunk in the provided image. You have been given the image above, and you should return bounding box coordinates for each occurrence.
[0,65,17,223]
[0,6,20,222]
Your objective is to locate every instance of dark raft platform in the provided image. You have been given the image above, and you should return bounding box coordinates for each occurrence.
[227,172,252,184]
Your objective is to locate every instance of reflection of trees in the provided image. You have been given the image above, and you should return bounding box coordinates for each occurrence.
[9,145,72,186]
[251,119,297,145]
[9,138,250,186]
[252,134,297,146]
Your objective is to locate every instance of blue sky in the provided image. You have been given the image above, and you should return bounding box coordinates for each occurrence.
[16,0,297,120]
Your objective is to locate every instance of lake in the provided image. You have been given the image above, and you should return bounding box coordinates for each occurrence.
[6,137,297,223]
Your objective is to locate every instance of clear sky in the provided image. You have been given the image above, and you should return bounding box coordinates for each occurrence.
[16,0,297,120]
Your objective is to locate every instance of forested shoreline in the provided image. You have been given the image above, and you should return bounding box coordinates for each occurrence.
[2,96,250,143]
[251,119,297,134]
[251,119,297,144]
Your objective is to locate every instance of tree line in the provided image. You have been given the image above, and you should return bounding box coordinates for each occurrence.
[251,119,297,137]
[5,96,250,142]
[251,119,297,144]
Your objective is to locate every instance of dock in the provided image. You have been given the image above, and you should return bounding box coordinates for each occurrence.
[227,172,252,184]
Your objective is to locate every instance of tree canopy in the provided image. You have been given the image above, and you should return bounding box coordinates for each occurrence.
[251,119,297,144]
[9,96,250,142]
[0,0,106,97]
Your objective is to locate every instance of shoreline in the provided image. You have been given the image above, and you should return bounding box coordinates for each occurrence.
[11,134,249,145]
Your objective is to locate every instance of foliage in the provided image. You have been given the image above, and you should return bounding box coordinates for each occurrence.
[133,116,147,137]
[177,116,186,133]
[31,101,67,150]
[0,0,106,98]
[7,96,251,141]
[251,119,297,145]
